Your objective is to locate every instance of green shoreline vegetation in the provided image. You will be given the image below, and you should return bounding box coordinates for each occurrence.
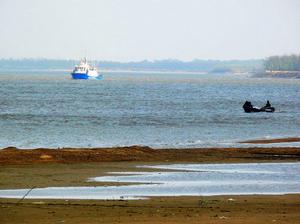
[257,54,300,78]
[264,54,300,71]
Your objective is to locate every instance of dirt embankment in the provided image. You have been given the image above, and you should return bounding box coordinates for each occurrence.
[1,146,300,165]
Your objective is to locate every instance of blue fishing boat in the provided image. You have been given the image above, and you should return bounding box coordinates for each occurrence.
[71,58,102,80]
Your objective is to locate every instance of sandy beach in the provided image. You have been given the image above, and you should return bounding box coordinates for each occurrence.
[0,145,300,223]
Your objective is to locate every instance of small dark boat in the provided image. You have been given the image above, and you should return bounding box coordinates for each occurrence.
[263,107,275,113]
[243,101,275,113]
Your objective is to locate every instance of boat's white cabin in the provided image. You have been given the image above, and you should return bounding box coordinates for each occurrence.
[73,58,96,72]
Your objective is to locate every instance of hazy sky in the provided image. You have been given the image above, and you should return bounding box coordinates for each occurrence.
[0,0,299,61]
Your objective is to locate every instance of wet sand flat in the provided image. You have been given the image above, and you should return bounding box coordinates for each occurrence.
[1,195,300,224]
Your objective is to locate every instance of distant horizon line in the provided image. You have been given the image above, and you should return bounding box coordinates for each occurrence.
[0,57,264,62]
[1,53,299,62]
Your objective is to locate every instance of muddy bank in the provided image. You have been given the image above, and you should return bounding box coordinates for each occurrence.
[239,137,300,144]
[1,146,300,165]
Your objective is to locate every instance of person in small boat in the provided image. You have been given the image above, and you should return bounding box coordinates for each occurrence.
[261,100,271,111]
[243,100,275,113]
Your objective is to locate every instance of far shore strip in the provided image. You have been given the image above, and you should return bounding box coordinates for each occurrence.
[1,146,300,165]
[239,137,300,144]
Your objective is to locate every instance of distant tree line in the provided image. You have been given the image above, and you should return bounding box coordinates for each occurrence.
[0,58,263,72]
[264,54,300,71]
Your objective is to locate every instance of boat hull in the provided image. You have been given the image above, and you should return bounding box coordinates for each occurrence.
[71,73,89,79]
[71,73,103,80]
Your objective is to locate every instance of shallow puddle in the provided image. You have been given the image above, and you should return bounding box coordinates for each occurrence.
[0,162,299,200]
